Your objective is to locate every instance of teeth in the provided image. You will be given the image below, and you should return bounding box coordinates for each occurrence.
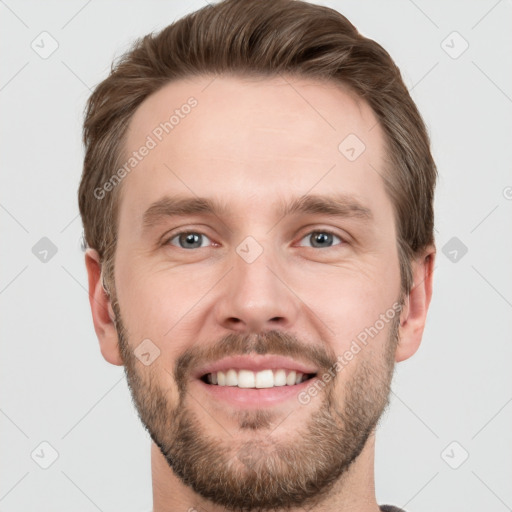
[273,369,287,387]
[238,369,255,388]
[255,369,273,388]
[205,369,310,388]
[286,371,296,386]
[226,369,238,386]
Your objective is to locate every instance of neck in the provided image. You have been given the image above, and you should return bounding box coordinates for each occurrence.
[151,430,382,512]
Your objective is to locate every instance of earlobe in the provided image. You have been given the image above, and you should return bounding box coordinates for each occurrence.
[395,246,436,363]
[84,248,124,366]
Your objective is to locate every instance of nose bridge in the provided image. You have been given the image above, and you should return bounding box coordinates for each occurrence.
[215,235,299,333]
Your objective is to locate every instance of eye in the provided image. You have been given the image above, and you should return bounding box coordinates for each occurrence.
[165,231,213,249]
[163,229,345,250]
[298,230,344,249]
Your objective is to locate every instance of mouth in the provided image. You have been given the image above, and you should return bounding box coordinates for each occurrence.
[200,369,317,388]
[192,354,319,407]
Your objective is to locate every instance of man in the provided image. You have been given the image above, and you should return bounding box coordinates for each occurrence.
[79,0,436,510]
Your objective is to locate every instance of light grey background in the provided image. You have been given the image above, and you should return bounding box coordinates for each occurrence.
[1,1,511,511]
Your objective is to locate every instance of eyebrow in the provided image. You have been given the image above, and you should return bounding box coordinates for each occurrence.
[142,193,374,231]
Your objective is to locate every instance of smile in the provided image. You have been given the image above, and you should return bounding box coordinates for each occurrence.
[201,368,316,388]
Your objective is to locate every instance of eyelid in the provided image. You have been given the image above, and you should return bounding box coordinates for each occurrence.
[160,223,213,242]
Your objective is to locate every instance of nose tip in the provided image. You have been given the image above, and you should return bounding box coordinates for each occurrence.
[214,257,300,335]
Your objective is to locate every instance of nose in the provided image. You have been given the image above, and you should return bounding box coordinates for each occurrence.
[214,246,300,334]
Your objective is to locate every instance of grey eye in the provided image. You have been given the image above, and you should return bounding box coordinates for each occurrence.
[169,232,211,249]
[299,231,343,249]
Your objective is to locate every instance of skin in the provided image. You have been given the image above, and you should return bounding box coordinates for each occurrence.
[85,75,435,512]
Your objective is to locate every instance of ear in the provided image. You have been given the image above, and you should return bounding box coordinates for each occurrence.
[395,245,436,362]
[84,248,123,366]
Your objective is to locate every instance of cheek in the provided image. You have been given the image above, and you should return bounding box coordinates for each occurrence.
[299,286,399,387]
[292,262,397,340]
[113,266,187,374]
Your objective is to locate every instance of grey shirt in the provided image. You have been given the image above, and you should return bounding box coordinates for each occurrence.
[146,505,406,511]
[146,504,406,511]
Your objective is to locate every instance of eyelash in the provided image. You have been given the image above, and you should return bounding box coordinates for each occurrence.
[162,228,346,250]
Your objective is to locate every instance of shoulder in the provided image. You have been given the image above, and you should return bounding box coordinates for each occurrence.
[380,505,407,512]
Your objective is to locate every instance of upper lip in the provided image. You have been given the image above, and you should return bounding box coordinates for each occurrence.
[193,355,318,379]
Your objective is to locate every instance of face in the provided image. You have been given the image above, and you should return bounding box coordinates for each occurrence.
[109,75,405,510]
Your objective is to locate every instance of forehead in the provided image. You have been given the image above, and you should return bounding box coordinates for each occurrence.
[118,74,390,228]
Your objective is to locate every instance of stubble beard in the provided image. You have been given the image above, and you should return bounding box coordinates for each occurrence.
[112,297,400,511]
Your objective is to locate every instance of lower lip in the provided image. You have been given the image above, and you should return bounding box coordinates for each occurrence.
[193,377,316,407]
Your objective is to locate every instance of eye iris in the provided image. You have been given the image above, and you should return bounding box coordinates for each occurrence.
[311,232,332,248]
[180,233,202,249]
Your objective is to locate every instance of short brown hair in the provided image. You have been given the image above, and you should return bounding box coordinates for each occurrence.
[78,0,437,299]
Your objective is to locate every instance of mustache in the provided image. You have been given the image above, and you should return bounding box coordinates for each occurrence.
[174,330,337,395]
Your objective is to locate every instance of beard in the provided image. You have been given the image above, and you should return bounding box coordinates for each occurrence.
[111,295,402,512]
